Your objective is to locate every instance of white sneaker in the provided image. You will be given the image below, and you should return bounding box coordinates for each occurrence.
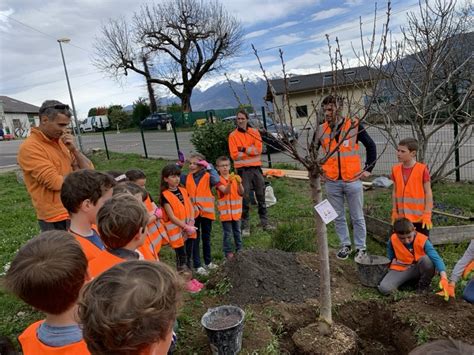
[206,262,218,270]
[196,267,209,276]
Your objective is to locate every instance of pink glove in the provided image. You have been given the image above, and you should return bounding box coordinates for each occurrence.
[188,219,195,227]
[153,207,163,219]
[183,225,197,235]
[198,160,210,169]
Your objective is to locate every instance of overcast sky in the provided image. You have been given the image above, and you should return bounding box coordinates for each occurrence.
[0,0,448,117]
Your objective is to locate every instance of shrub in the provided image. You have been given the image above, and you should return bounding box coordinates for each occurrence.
[190,121,235,164]
[271,221,316,253]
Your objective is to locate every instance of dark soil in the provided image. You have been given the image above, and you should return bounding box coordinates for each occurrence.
[335,300,417,354]
[218,249,320,305]
[205,313,242,330]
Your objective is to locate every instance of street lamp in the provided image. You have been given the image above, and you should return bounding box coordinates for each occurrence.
[57,37,83,152]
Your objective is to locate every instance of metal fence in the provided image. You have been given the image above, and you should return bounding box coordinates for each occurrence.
[79,120,474,182]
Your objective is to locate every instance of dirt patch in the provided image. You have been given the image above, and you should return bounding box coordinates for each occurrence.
[217,249,320,305]
[292,322,357,355]
[393,294,474,344]
[335,300,417,354]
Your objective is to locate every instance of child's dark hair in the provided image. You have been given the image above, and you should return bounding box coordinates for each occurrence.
[0,336,18,355]
[216,156,230,166]
[97,194,149,249]
[113,182,147,202]
[398,138,419,152]
[160,164,181,192]
[4,231,87,315]
[61,169,116,214]
[78,260,183,355]
[106,170,128,183]
[125,169,146,182]
[393,217,415,235]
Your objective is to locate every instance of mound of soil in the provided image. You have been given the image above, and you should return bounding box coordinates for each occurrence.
[221,249,320,305]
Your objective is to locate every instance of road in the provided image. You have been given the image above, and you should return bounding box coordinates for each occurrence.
[1,126,473,180]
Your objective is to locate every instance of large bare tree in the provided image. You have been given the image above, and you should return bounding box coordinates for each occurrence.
[372,0,473,181]
[94,0,243,112]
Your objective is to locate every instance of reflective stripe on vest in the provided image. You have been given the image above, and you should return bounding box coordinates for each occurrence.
[392,162,426,223]
[229,128,263,168]
[186,173,216,220]
[320,118,361,181]
[217,176,243,221]
[389,233,428,271]
[162,188,196,248]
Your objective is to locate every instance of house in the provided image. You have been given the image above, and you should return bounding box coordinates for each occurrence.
[266,66,382,127]
[0,96,39,137]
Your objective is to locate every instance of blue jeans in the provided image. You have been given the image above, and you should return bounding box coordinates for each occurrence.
[222,220,242,256]
[325,179,366,249]
[192,217,213,268]
[463,278,474,303]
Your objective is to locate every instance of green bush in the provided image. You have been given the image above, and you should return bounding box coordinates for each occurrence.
[190,121,235,164]
[270,221,316,252]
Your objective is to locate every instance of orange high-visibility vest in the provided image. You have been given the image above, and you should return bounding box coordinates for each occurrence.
[392,162,427,223]
[69,227,103,262]
[186,172,216,220]
[228,127,263,169]
[320,118,362,181]
[88,250,126,278]
[162,188,197,249]
[140,195,167,261]
[217,176,243,221]
[389,232,428,271]
[19,321,90,355]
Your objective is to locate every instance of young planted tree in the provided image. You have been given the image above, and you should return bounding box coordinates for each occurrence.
[93,0,243,112]
[254,3,392,343]
[373,0,473,181]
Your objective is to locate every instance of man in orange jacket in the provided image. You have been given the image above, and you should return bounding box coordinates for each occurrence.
[318,95,376,260]
[17,100,93,231]
[228,110,274,236]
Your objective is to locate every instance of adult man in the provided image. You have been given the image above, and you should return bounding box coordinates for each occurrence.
[228,110,274,236]
[18,100,93,232]
[318,95,376,260]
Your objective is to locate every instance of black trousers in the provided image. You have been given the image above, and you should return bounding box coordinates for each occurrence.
[237,166,267,226]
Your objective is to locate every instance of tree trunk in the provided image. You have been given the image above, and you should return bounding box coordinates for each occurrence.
[309,169,332,335]
[142,57,158,113]
[181,90,192,112]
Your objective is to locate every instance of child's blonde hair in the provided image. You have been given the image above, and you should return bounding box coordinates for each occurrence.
[78,260,183,355]
[97,194,148,249]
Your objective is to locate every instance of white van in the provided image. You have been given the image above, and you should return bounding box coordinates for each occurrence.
[80,115,110,132]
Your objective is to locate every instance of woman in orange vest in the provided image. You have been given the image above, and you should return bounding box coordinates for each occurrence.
[182,153,225,276]
[318,95,377,261]
[216,156,244,260]
[391,138,433,236]
[378,218,449,297]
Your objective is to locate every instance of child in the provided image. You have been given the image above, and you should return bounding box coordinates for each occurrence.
[61,169,115,261]
[216,156,244,260]
[378,217,448,296]
[439,240,474,303]
[78,260,182,355]
[113,182,167,261]
[4,231,89,354]
[125,169,166,259]
[88,193,149,278]
[182,153,224,275]
[391,138,433,236]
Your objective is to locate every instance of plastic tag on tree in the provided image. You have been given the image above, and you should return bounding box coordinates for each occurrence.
[314,199,338,224]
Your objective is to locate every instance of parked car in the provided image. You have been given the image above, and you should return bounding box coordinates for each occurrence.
[140,113,174,130]
[80,115,110,133]
[222,113,298,153]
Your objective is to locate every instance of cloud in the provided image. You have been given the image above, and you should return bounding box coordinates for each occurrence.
[244,29,270,40]
[311,7,350,21]
[268,34,304,48]
[344,0,363,6]
[273,20,299,29]
[244,20,299,40]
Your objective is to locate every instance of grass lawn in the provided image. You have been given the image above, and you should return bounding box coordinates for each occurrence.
[0,152,471,351]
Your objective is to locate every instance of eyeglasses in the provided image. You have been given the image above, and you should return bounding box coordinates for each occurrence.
[40,104,70,112]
